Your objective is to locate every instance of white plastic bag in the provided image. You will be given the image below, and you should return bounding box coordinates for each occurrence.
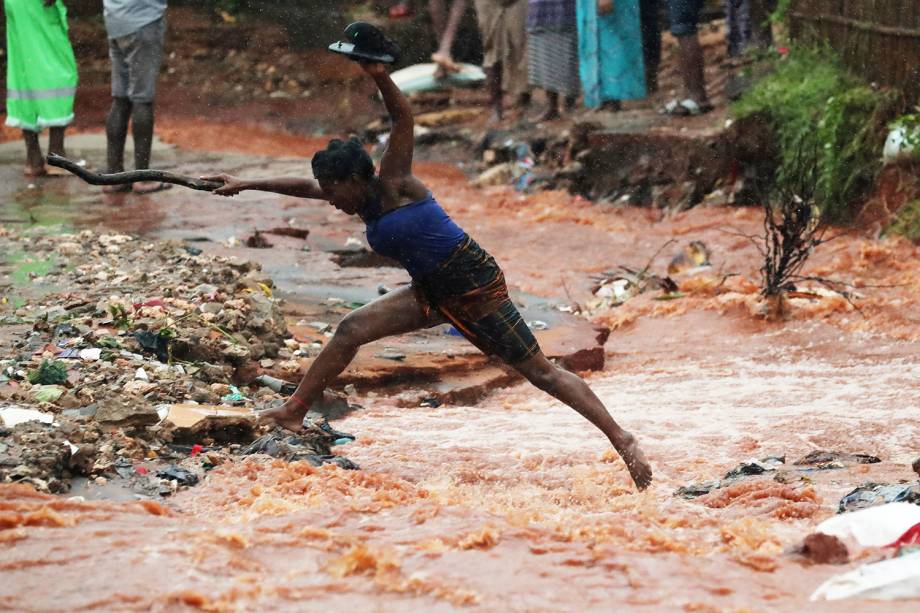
[817,502,920,547]
[811,552,920,601]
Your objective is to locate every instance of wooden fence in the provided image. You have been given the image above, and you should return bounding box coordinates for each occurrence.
[789,0,920,103]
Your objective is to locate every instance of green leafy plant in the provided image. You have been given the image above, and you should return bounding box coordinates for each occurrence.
[109,304,131,329]
[733,46,902,221]
[28,359,68,385]
[885,199,920,241]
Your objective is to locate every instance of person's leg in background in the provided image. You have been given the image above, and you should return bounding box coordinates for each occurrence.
[432,0,468,75]
[747,0,774,50]
[665,0,710,113]
[105,32,132,187]
[503,0,531,115]
[639,0,661,93]
[474,0,505,121]
[127,17,168,193]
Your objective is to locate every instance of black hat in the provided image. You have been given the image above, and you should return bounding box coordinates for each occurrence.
[328,22,399,64]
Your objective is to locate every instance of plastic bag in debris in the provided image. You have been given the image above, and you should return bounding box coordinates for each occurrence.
[242,431,359,468]
[220,385,248,405]
[794,450,881,470]
[132,330,171,363]
[817,502,920,548]
[724,456,785,479]
[0,406,54,427]
[254,374,297,395]
[839,482,920,513]
[156,466,199,486]
[810,551,920,601]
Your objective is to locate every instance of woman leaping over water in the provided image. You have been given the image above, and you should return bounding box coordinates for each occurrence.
[203,61,653,490]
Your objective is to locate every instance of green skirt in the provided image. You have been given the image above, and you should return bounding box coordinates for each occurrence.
[4,0,78,131]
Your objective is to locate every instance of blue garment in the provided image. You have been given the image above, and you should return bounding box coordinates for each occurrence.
[365,194,466,279]
[576,0,646,108]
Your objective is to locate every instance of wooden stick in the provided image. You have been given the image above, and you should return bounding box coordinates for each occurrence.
[46,154,222,192]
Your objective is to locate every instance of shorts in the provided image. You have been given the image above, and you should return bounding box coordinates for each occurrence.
[666,0,703,36]
[415,236,540,365]
[109,17,166,103]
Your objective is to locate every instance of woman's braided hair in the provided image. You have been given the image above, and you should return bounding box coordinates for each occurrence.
[311,138,374,183]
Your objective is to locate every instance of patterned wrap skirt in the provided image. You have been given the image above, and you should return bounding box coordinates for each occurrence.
[414,236,540,365]
[527,28,580,97]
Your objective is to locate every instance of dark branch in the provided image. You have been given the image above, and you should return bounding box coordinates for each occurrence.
[46,154,222,192]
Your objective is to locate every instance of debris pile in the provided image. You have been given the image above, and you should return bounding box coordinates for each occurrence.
[0,226,354,494]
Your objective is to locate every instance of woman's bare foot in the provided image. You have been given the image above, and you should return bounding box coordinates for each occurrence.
[616,433,653,490]
[257,401,308,433]
[24,165,47,178]
[103,183,133,194]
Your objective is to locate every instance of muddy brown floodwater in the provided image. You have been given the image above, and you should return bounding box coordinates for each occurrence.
[1,123,919,611]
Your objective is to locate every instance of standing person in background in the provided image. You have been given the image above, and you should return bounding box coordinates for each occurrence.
[639,0,661,93]
[474,0,530,123]
[102,0,170,194]
[725,0,750,58]
[430,0,468,78]
[661,0,711,116]
[576,0,646,112]
[4,0,77,177]
[526,0,579,122]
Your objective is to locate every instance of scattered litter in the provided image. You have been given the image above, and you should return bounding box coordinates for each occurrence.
[676,480,721,499]
[838,482,920,513]
[135,367,150,382]
[526,320,548,331]
[795,450,881,469]
[376,349,406,361]
[254,374,297,395]
[221,385,248,405]
[817,502,920,547]
[30,385,65,404]
[78,348,102,361]
[242,430,356,468]
[810,551,920,601]
[724,456,785,479]
[156,466,199,487]
[27,359,68,385]
[667,241,711,275]
[310,321,333,333]
[0,406,54,427]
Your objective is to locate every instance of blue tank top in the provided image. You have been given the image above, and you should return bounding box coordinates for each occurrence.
[365,194,466,279]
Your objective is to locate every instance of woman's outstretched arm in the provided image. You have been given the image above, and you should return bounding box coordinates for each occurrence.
[201,173,326,199]
[361,62,414,184]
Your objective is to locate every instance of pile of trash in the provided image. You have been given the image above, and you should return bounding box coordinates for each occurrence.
[0,226,356,494]
[675,450,885,500]
[1,228,302,409]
